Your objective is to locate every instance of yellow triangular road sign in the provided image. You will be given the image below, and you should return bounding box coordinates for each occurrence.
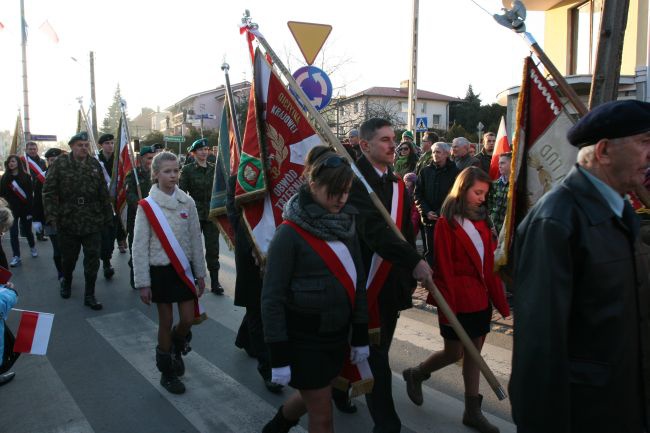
[287,21,332,66]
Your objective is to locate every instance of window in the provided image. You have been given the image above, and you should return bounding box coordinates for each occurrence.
[401,101,409,112]
[353,102,359,114]
[569,0,603,75]
[431,114,441,127]
[421,102,427,113]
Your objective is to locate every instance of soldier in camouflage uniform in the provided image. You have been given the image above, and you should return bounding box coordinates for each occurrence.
[179,138,223,295]
[42,131,113,310]
[125,145,155,288]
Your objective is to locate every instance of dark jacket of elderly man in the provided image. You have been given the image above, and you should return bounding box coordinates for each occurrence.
[510,100,650,433]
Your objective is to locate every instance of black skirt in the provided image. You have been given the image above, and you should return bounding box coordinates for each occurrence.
[289,340,348,390]
[150,265,196,304]
[440,306,492,340]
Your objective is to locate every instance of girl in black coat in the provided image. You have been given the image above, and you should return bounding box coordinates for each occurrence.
[0,155,36,266]
[261,148,369,433]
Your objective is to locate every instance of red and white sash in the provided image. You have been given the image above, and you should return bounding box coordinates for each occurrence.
[10,180,28,204]
[138,196,205,321]
[283,220,357,303]
[366,179,405,343]
[23,156,46,184]
[283,220,374,396]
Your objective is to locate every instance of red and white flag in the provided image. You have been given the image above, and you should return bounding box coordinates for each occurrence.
[112,114,134,229]
[13,310,54,355]
[240,49,322,256]
[489,117,510,180]
[495,57,576,270]
[24,155,46,183]
[10,180,28,203]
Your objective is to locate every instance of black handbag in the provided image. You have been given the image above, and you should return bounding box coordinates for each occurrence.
[0,320,20,374]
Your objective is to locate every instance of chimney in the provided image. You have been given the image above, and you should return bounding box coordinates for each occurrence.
[400,80,409,89]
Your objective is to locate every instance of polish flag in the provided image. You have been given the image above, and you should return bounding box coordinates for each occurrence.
[13,310,54,355]
[489,116,510,180]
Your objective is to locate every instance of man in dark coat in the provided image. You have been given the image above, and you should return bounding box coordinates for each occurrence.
[476,131,495,174]
[350,117,431,433]
[97,133,117,279]
[414,141,459,264]
[24,141,47,241]
[510,99,650,433]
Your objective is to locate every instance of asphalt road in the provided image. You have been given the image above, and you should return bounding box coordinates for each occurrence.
[0,235,516,433]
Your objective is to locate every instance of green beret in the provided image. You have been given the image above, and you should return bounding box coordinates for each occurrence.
[44,148,63,158]
[68,131,89,146]
[139,146,155,156]
[98,133,114,144]
[188,138,208,152]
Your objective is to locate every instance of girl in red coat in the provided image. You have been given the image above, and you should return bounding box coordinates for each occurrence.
[402,167,509,433]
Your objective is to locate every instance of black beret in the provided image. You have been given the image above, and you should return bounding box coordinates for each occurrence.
[98,133,114,144]
[151,142,165,150]
[68,131,89,146]
[567,99,650,148]
[44,148,63,158]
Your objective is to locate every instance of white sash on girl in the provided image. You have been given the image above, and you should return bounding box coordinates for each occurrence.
[10,180,28,204]
[138,196,205,321]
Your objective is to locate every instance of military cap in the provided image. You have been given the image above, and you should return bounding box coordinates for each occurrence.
[402,130,414,141]
[188,138,208,152]
[98,133,114,144]
[44,148,63,158]
[68,131,89,146]
[567,99,650,148]
[139,145,155,156]
[152,142,165,151]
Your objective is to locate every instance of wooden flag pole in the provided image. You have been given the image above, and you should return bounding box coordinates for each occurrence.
[242,13,507,400]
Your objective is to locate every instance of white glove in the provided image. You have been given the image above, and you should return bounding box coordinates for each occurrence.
[350,345,370,364]
[271,366,291,386]
[32,221,42,234]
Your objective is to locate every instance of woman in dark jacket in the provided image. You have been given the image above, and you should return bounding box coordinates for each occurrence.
[0,155,37,267]
[261,148,369,433]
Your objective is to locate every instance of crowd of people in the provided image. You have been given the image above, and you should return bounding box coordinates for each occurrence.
[0,99,649,433]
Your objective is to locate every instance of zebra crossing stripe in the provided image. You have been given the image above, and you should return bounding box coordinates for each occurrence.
[87,310,306,433]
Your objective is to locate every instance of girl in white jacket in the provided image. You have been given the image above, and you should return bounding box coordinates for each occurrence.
[132,151,206,395]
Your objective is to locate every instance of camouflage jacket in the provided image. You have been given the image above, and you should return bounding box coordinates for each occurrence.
[179,161,214,221]
[42,153,113,235]
[126,167,153,208]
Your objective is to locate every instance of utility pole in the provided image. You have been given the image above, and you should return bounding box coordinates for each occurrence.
[407,0,419,135]
[20,0,30,141]
[90,51,98,138]
[588,0,630,109]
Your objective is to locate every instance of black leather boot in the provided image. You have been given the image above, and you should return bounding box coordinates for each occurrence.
[84,294,103,310]
[332,387,357,414]
[171,327,188,377]
[262,406,299,433]
[103,259,115,280]
[210,271,224,295]
[156,347,185,394]
[60,277,71,299]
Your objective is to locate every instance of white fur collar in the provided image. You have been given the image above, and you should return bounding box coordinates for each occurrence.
[148,184,189,209]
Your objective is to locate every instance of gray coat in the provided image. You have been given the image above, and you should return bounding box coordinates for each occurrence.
[510,166,650,433]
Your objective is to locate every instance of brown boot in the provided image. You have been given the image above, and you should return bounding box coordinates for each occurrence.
[402,364,431,406]
[463,394,499,433]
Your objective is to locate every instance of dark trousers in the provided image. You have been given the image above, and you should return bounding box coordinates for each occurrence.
[59,230,101,294]
[100,220,116,262]
[9,216,35,257]
[49,234,62,274]
[423,222,437,266]
[200,220,220,275]
[365,305,401,433]
[235,305,271,380]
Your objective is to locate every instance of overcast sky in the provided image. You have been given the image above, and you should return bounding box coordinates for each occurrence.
[0,0,544,142]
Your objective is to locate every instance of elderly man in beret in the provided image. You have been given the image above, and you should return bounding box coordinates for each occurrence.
[179,138,223,295]
[510,100,650,433]
[42,132,113,310]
